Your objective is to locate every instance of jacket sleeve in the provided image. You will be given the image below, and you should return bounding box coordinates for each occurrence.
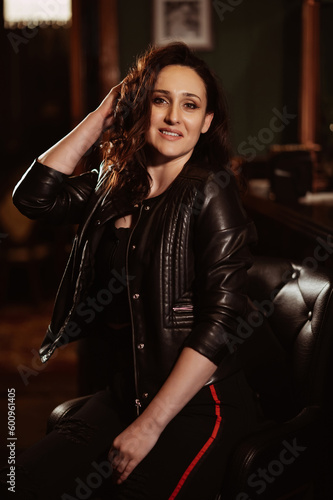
[12,159,99,225]
[184,170,257,366]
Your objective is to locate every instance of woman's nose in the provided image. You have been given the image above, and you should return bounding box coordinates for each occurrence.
[165,103,180,124]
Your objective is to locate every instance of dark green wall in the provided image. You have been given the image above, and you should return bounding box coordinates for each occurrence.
[117,0,301,156]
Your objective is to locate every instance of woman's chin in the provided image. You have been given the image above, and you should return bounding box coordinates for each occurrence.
[146,146,193,167]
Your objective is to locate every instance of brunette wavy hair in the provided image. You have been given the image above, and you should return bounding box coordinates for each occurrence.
[102,42,231,204]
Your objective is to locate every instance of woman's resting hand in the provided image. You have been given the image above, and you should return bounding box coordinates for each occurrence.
[108,347,217,484]
[108,415,162,484]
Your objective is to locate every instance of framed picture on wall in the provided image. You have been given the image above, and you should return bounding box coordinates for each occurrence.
[153,0,213,50]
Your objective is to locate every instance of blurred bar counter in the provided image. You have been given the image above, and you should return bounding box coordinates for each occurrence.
[244,178,333,267]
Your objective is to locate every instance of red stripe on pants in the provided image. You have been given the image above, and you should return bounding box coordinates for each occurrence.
[168,384,222,499]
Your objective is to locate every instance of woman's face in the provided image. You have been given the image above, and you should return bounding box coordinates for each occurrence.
[145,65,214,166]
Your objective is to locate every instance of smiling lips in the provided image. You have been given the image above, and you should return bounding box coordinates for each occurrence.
[159,128,183,140]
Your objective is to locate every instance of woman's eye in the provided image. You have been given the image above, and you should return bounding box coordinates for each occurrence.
[184,102,198,110]
[153,97,167,105]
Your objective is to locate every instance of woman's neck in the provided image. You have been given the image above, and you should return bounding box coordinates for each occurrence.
[146,154,191,198]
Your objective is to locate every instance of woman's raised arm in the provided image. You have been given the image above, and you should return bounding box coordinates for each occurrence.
[38,82,122,175]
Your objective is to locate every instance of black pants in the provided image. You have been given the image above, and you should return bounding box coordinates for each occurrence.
[1,324,261,499]
[0,369,261,500]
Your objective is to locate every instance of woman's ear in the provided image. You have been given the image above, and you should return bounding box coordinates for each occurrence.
[201,112,214,134]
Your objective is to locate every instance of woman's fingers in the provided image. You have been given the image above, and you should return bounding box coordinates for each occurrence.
[114,456,130,475]
[108,447,136,484]
[96,80,125,127]
[108,447,120,464]
[116,461,135,484]
[105,79,125,104]
[109,448,129,472]
[111,80,124,96]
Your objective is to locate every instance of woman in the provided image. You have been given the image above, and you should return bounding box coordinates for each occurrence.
[4,42,272,500]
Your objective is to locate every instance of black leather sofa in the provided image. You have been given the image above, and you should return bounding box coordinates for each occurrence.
[47,256,333,500]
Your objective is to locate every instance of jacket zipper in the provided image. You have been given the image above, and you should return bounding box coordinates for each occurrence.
[126,204,144,417]
[172,305,194,312]
[40,240,89,363]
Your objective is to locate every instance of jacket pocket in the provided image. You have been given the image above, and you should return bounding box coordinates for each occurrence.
[171,302,194,329]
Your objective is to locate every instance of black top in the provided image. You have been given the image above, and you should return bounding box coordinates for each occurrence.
[92,221,131,325]
[91,192,166,326]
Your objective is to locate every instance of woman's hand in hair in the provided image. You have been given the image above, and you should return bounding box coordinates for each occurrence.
[37,81,124,175]
[95,81,124,132]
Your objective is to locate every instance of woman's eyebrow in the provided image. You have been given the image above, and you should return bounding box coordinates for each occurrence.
[153,89,202,101]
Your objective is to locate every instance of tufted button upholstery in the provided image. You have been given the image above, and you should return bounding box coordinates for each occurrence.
[246,257,333,410]
[222,255,333,499]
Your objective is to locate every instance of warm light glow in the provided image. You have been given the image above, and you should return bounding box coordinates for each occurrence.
[3,0,72,28]
[330,124,333,133]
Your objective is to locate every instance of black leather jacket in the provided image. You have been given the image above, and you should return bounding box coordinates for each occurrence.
[13,159,258,413]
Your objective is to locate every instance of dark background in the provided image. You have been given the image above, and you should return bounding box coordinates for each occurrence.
[0,0,333,472]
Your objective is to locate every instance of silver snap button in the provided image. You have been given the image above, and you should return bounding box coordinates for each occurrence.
[132,244,136,250]
[133,293,140,300]
[142,392,149,399]
[137,343,144,349]
[144,205,150,210]
[96,220,101,225]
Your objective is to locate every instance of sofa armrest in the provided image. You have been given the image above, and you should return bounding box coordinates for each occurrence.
[222,406,326,499]
[46,395,93,434]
